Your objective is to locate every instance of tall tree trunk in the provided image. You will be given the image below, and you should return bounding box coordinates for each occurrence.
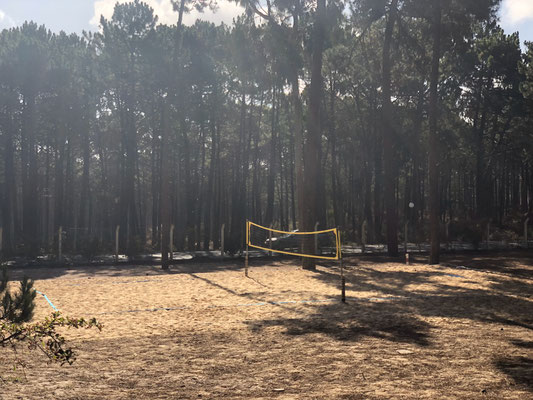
[329,79,340,228]
[373,134,383,243]
[160,98,172,268]
[228,90,247,253]
[265,87,277,227]
[205,88,220,250]
[289,7,305,237]
[22,92,39,255]
[151,105,161,247]
[1,102,17,256]
[161,1,186,266]
[302,0,326,270]
[79,107,91,246]
[382,0,399,256]
[428,0,442,264]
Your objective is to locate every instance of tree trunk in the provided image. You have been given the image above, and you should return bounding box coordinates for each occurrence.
[382,0,399,256]
[428,0,442,264]
[160,98,171,268]
[302,0,326,270]
[265,87,277,227]
[1,102,17,256]
[21,92,39,255]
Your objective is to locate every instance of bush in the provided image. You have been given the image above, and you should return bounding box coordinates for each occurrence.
[1,267,102,368]
[1,268,35,323]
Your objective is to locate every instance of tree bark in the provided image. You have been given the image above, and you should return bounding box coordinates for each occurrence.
[382,0,399,256]
[428,0,442,264]
[302,0,326,270]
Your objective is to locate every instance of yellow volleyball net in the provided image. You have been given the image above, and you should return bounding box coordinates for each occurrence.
[246,221,341,260]
[245,221,346,302]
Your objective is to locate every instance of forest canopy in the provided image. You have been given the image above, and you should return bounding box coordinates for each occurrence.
[0,0,531,265]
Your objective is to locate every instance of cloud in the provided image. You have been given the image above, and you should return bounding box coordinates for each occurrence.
[90,0,244,29]
[501,0,533,25]
[183,0,244,26]
[0,8,17,29]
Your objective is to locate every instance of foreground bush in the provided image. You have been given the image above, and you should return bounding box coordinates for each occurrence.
[0,267,102,367]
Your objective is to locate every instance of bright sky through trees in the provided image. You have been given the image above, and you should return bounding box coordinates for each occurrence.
[0,0,532,45]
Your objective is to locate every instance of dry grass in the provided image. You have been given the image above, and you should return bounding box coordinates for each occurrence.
[1,252,532,399]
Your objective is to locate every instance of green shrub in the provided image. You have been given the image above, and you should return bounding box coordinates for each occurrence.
[1,267,102,369]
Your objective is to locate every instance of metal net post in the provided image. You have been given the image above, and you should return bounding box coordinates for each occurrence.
[245,221,249,277]
[338,229,345,303]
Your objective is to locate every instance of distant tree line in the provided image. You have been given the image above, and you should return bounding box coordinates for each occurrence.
[0,0,532,266]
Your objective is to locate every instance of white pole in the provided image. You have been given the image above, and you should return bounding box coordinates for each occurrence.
[404,221,408,254]
[245,221,249,277]
[338,228,345,303]
[58,226,63,261]
[115,225,120,264]
[361,221,367,254]
[245,242,249,277]
[525,218,530,248]
[221,223,225,258]
[170,224,174,260]
[340,258,345,303]
[269,226,272,256]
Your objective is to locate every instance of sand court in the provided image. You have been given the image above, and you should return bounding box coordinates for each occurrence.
[1,254,532,399]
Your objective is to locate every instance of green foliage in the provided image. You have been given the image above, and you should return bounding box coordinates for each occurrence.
[0,267,102,368]
[1,311,103,366]
[520,41,533,99]
[1,268,36,324]
[0,0,532,260]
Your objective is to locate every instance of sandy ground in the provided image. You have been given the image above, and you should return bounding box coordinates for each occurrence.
[1,252,532,399]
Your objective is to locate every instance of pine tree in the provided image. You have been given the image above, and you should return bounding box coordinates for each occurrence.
[0,267,36,323]
[0,267,102,366]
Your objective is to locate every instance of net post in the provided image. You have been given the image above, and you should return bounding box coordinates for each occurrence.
[361,221,366,254]
[58,226,63,262]
[245,221,249,277]
[269,225,272,256]
[221,223,225,258]
[314,221,319,255]
[115,225,120,264]
[525,217,530,248]
[338,228,345,303]
[170,224,174,261]
[446,220,450,251]
[404,221,408,254]
[340,258,345,303]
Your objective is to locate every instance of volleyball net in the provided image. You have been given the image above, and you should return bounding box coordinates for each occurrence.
[246,221,341,260]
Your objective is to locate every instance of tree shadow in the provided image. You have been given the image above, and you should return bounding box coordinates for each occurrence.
[510,339,533,349]
[494,356,533,391]
[5,255,297,282]
[349,251,533,278]
[245,301,431,346]
[244,254,533,351]
[440,251,533,279]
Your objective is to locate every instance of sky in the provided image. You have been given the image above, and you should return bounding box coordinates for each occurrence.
[0,0,532,48]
